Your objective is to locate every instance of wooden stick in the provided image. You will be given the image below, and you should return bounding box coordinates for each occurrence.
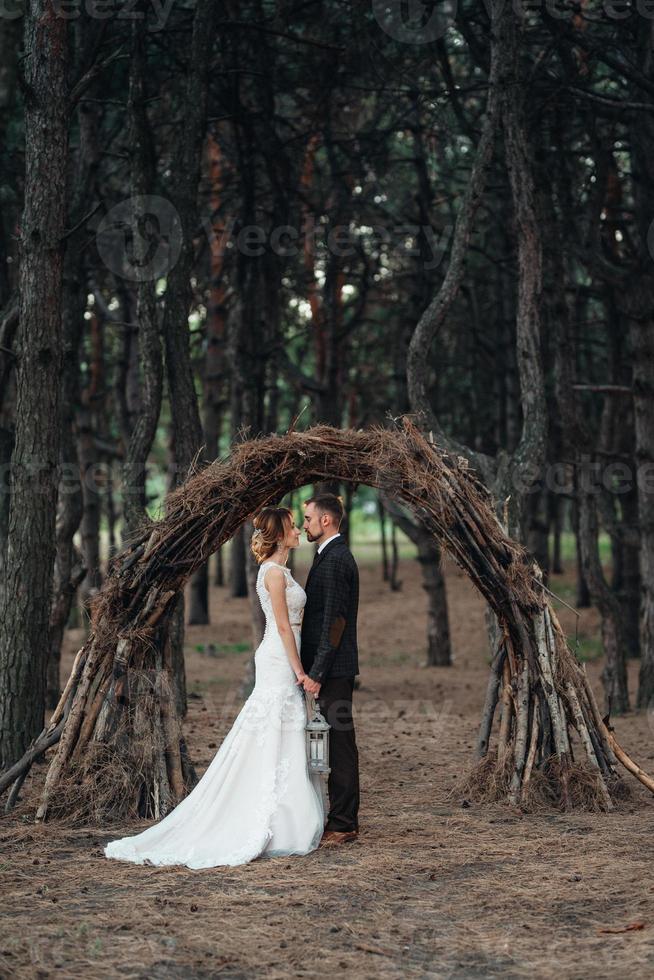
[0,716,65,799]
[93,637,132,743]
[36,643,103,820]
[509,657,530,804]
[475,641,506,758]
[537,687,553,760]
[179,735,198,791]
[497,657,513,761]
[542,608,574,763]
[119,541,147,573]
[73,654,113,759]
[160,636,186,802]
[603,727,654,795]
[565,680,614,811]
[5,768,29,813]
[49,646,87,728]
[581,698,614,779]
[507,597,534,676]
[143,590,176,627]
[0,650,86,800]
[533,609,571,809]
[557,693,573,759]
[521,697,540,796]
[533,611,569,761]
[580,663,618,767]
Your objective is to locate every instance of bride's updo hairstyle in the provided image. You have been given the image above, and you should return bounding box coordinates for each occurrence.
[250,506,293,564]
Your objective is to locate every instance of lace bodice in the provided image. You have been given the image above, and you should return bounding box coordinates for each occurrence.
[256,561,306,628]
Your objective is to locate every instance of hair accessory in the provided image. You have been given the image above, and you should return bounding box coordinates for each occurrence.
[252,528,263,538]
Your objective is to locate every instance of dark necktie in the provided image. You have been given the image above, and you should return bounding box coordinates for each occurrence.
[306,548,320,587]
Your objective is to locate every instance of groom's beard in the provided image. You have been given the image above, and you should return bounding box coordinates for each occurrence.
[305,530,323,543]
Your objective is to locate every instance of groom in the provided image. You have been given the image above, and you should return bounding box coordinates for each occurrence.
[301,493,360,846]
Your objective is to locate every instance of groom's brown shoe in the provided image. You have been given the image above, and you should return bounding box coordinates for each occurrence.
[320,830,358,847]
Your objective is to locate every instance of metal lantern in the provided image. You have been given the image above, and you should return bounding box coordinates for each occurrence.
[305,694,330,823]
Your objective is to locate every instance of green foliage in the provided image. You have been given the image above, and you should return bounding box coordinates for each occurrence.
[572,635,604,664]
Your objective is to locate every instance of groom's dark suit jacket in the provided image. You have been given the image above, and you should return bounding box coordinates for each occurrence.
[301,535,359,683]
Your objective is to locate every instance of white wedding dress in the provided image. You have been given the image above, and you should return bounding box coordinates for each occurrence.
[104,560,324,869]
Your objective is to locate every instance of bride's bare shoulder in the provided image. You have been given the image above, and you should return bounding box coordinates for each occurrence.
[261,563,285,593]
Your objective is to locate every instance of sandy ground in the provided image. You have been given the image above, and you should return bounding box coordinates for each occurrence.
[1,551,654,979]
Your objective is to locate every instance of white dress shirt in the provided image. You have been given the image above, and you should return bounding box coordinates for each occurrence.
[317,532,341,554]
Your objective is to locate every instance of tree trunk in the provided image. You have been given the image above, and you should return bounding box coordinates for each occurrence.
[0,16,22,309]
[214,549,225,588]
[526,487,550,586]
[240,520,265,700]
[421,541,452,667]
[120,20,162,538]
[571,494,591,608]
[632,306,654,707]
[77,404,102,608]
[0,420,14,576]
[114,283,140,453]
[226,286,252,599]
[617,475,641,660]
[342,484,353,549]
[577,457,630,713]
[70,76,103,624]
[630,284,654,708]
[162,0,215,633]
[549,491,564,575]
[382,497,452,666]
[204,131,229,593]
[0,1,68,768]
[493,2,547,544]
[379,496,389,581]
[632,306,654,708]
[389,521,402,592]
[48,204,88,707]
[229,526,249,598]
[627,24,654,709]
[548,253,629,711]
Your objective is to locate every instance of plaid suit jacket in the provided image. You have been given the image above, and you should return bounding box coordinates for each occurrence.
[300,536,359,682]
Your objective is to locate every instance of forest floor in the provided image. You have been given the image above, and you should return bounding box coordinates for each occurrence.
[1,551,654,979]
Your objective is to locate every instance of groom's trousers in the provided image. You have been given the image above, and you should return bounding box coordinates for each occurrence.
[318,676,360,833]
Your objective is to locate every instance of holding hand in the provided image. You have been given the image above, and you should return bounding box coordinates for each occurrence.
[295,672,307,687]
[302,675,321,696]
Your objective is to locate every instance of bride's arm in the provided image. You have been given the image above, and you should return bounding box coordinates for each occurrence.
[264,566,306,685]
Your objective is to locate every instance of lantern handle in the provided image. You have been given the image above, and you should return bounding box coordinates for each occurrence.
[304,691,316,719]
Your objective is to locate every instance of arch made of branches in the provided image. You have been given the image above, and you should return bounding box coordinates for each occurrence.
[3,420,653,821]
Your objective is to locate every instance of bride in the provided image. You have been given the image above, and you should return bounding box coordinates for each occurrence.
[104,506,324,869]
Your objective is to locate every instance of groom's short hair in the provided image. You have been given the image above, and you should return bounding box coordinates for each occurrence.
[304,492,344,527]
